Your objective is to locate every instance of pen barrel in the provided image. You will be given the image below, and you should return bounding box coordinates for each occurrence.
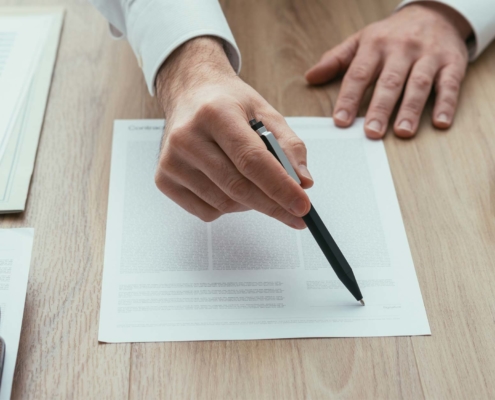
[258,133,301,184]
[303,206,363,301]
[251,121,362,302]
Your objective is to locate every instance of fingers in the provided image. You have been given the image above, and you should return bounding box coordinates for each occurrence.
[333,50,381,127]
[210,116,311,218]
[364,57,412,139]
[170,164,250,214]
[262,114,313,189]
[305,33,360,85]
[155,175,222,223]
[394,57,440,137]
[167,141,307,229]
[432,63,465,129]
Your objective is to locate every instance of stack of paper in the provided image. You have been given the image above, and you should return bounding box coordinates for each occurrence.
[0,229,34,400]
[98,118,430,343]
[0,8,64,213]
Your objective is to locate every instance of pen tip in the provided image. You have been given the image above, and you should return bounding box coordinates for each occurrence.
[360,299,365,306]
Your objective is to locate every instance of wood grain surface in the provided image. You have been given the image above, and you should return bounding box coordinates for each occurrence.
[1,0,494,398]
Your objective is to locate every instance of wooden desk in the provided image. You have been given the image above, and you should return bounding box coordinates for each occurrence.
[1,0,495,398]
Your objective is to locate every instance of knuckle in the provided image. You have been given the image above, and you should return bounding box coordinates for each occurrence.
[334,53,349,71]
[194,99,226,122]
[166,128,188,150]
[215,197,240,214]
[402,100,422,115]
[158,150,174,172]
[268,183,286,202]
[446,52,467,65]
[339,92,359,107]
[154,172,168,192]
[158,149,187,177]
[193,95,239,129]
[400,31,422,49]
[370,101,392,115]
[411,73,433,90]
[154,174,175,198]
[265,203,286,219]
[378,71,403,90]
[285,136,307,156]
[260,112,286,129]
[267,175,293,203]
[225,176,252,201]
[441,94,457,108]
[236,147,264,177]
[348,65,373,83]
[369,32,387,47]
[440,78,461,93]
[335,40,357,66]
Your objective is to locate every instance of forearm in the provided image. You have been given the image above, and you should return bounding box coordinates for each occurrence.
[156,37,236,117]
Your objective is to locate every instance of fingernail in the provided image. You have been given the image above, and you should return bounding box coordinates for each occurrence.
[290,217,306,230]
[335,110,349,122]
[366,119,382,134]
[437,113,450,124]
[398,120,413,132]
[298,164,313,182]
[290,197,308,216]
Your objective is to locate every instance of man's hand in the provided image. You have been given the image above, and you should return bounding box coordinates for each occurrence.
[305,3,472,138]
[155,37,313,228]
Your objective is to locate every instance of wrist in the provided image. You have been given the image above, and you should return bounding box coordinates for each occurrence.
[156,36,235,116]
[404,2,472,40]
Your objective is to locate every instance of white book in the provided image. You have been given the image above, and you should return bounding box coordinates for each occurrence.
[0,8,64,213]
[98,118,430,342]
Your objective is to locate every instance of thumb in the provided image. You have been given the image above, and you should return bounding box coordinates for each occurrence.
[305,32,360,85]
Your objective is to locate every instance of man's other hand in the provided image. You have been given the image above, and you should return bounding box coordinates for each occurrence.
[156,37,313,228]
[305,3,472,138]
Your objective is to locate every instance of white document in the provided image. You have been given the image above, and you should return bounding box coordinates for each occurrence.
[99,118,430,343]
[0,9,64,213]
[0,228,34,400]
[0,16,52,162]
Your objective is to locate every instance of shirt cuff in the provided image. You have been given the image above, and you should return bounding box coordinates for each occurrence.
[396,0,495,60]
[125,0,241,95]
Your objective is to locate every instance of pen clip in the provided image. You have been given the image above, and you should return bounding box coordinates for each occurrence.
[249,119,301,185]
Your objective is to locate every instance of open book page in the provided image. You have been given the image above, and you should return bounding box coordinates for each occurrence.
[0,228,34,400]
[98,118,430,342]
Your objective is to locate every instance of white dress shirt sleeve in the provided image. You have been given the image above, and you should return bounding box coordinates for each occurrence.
[89,0,241,95]
[397,0,495,60]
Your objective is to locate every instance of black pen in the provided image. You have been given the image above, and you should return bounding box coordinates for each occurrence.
[249,119,364,305]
